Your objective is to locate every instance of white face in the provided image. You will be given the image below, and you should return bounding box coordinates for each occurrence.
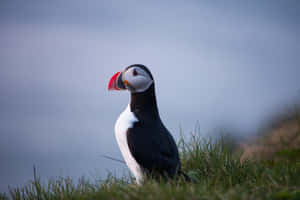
[122,67,153,93]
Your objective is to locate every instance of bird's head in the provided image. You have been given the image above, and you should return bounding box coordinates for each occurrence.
[108,64,154,93]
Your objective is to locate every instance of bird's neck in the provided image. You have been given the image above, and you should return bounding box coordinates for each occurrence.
[130,84,159,119]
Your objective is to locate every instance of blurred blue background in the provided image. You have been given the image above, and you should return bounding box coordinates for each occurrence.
[0,0,299,192]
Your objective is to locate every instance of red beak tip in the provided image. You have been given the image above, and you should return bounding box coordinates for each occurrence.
[108,71,121,91]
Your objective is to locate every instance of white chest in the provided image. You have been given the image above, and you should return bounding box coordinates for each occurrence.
[115,105,143,184]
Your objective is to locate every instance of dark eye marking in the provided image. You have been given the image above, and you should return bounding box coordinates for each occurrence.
[132,68,138,76]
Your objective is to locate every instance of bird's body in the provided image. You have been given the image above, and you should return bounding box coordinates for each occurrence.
[109,64,181,184]
[115,104,143,183]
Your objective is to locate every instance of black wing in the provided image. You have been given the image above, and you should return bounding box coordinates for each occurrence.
[126,120,180,175]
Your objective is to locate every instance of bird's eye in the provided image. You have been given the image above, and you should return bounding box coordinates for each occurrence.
[133,69,138,76]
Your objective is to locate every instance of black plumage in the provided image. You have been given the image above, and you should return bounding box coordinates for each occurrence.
[126,83,181,178]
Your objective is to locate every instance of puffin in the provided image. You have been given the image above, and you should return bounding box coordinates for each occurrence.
[108,64,182,184]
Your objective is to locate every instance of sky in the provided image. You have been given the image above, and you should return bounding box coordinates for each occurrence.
[0,0,299,193]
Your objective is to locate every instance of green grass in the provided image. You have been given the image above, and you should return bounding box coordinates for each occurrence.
[1,133,300,200]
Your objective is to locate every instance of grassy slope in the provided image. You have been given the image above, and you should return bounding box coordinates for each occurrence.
[1,133,300,200]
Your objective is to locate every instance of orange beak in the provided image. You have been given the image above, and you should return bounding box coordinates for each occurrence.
[108,71,122,90]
